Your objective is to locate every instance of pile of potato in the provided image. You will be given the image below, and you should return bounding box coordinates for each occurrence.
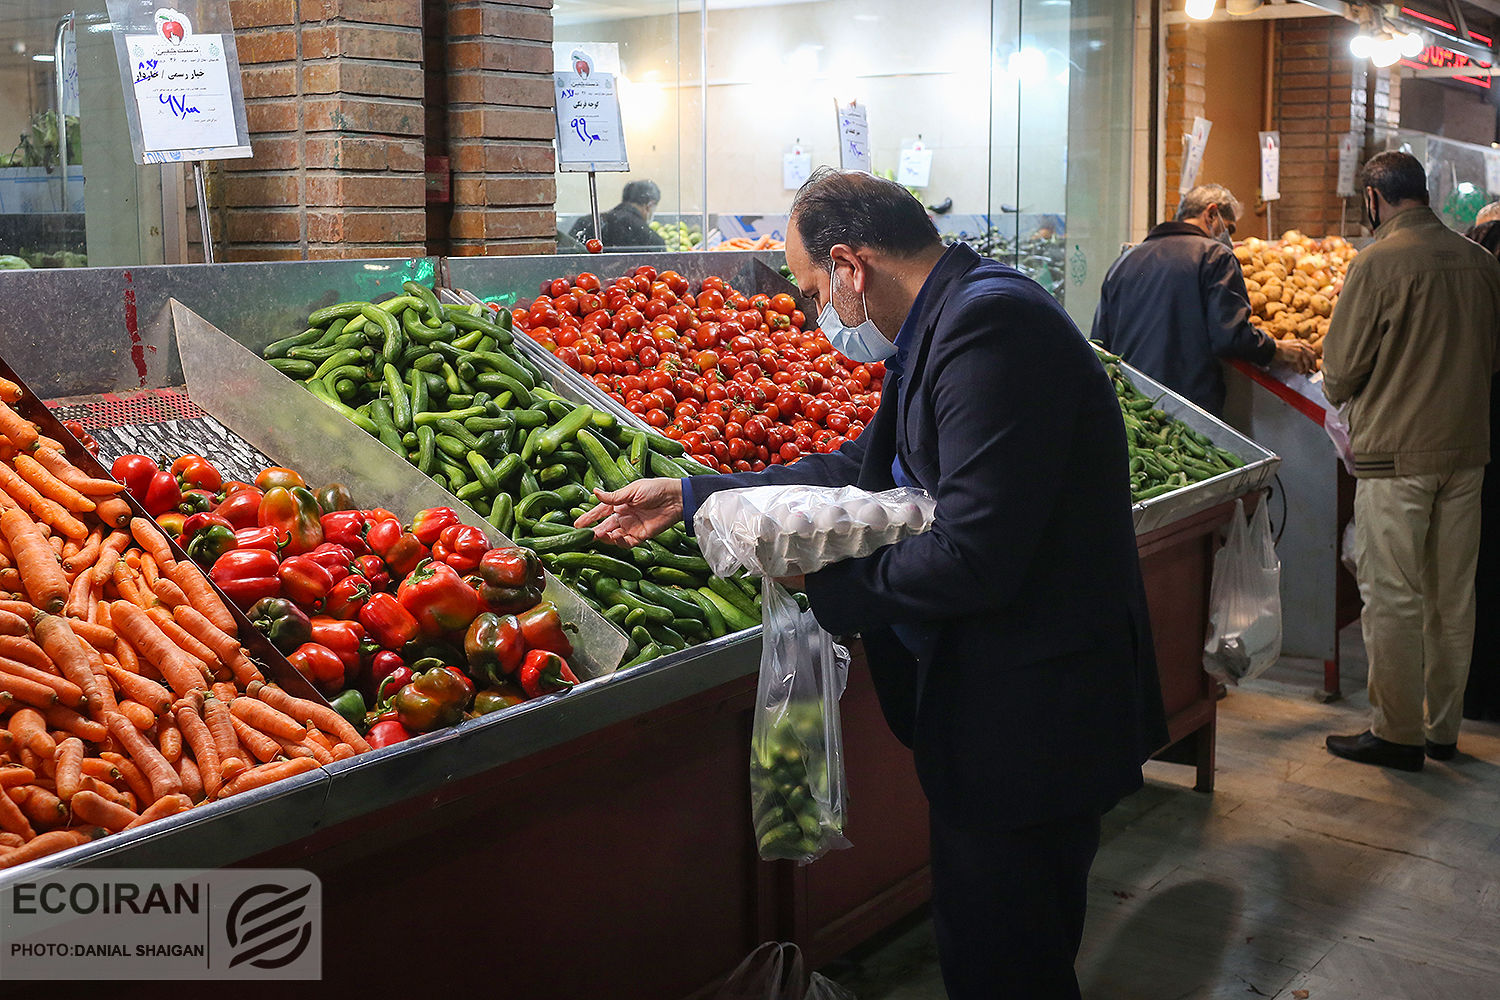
[1235,231,1358,366]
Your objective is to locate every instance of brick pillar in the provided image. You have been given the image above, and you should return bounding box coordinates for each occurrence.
[1275,18,1400,236]
[220,0,427,261]
[1164,23,1208,208]
[446,1,557,256]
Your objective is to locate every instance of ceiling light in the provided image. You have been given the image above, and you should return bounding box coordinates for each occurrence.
[1349,33,1373,59]
[1185,0,1215,19]
[1399,31,1424,58]
[31,54,54,62]
[1225,0,1261,13]
[1370,34,1402,67]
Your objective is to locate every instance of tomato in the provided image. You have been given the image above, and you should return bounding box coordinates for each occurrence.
[586,238,604,253]
[574,272,601,292]
[694,350,719,373]
[635,264,658,283]
[775,391,800,417]
[645,408,669,427]
[827,412,851,434]
[701,276,727,293]
[661,271,690,297]
[696,289,725,311]
[750,294,771,312]
[693,325,721,349]
[802,399,831,425]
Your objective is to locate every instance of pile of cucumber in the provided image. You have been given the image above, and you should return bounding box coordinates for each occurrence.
[263,282,762,664]
[751,701,843,860]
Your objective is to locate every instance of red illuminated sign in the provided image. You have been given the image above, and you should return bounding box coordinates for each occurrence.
[1398,6,1493,88]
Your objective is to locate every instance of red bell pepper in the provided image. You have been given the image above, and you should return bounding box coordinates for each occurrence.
[365,507,397,525]
[141,470,183,517]
[352,554,390,593]
[366,718,413,749]
[325,574,372,621]
[304,542,354,583]
[366,519,429,578]
[467,545,545,614]
[111,454,159,497]
[171,454,223,494]
[233,525,290,554]
[397,559,482,638]
[278,555,336,610]
[156,512,187,538]
[370,650,406,690]
[179,512,233,546]
[316,482,356,515]
[320,510,370,556]
[518,649,578,699]
[375,663,414,704]
[410,506,461,546]
[309,616,365,682]
[392,665,470,732]
[215,487,265,530]
[186,523,238,568]
[432,524,489,574]
[177,488,218,515]
[62,420,98,456]
[359,592,420,650]
[210,548,282,609]
[254,467,306,491]
[516,601,575,657]
[259,486,324,556]
[287,641,345,695]
[464,612,526,685]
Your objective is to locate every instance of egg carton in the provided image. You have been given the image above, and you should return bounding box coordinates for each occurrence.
[696,485,936,578]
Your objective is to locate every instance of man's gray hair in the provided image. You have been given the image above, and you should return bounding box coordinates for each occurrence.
[1477,201,1500,227]
[1175,184,1242,223]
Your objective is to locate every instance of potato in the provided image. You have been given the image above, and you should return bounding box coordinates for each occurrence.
[1248,291,1268,310]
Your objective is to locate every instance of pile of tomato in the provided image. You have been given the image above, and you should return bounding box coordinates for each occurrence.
[511,265,884,472]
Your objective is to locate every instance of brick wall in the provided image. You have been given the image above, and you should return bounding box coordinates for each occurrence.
[445,0,557,256]
[1274,18,1400,236]
[1164,23,1208,210]
[215,0,428,261]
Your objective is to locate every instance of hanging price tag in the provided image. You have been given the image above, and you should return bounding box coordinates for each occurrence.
[897,142,932,187]
[837,102,870,172]
[1258,130,1280,201]
[1337,131,1360,197]
[783,146,811,190]
[1179,116,1212,194]
[553,70,628,172]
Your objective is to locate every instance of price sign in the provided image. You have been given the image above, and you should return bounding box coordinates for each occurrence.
[1179,116,1212,194]
[1258,130,1280,201]
[897,142,933,187]
[553,70,628,172]
[1486,150,1500,197]
[783,146,811,190]
[1337,131,1360,197]
[837,102,870,172]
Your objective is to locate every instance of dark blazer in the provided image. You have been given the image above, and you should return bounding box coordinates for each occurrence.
[687,243,1168,830]
[1092,221,1275,415]
[569,204,667,253]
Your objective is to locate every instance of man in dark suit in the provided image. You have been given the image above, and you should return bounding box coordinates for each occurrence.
[577,168,1167,998]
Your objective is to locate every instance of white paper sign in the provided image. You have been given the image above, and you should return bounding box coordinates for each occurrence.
[1486,151,1500,197]
[1337,131,1360,197]
[1259,130,1280,201]
[783,150,811,190]
[1179,116,1212,194]
[62,22,79,116]
[126,33,238,153]
[897,146,933,187]
[837,102,871,172]
[553,71,628,172]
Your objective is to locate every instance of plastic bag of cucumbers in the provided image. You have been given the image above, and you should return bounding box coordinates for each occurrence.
[750,579,851,864]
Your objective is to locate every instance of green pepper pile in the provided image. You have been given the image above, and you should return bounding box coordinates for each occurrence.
[261,282,762,664]
[1092,346,1246,503]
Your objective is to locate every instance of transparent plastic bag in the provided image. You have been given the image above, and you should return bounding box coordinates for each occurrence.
[714,942,858,1000]
[751,579,851,864]
[695,485,936,578]
[1203,497,1282,684]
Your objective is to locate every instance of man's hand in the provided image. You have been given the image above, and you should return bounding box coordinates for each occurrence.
[1273,338,1318,375]
[574,478,684,546]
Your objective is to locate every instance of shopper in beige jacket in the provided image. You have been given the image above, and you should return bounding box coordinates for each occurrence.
[1323,151,1500,771]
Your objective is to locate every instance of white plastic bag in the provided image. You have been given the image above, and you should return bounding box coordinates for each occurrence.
[1203,497,1282,683]
[713,942,857,1000]
[751,579,851,864]
[695,484,936,578]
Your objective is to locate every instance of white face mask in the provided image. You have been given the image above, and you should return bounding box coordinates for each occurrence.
[818,263,897,363]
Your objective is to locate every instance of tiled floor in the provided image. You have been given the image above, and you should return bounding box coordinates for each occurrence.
[818,626,1500,999]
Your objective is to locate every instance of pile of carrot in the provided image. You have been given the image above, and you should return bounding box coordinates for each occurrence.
[709,235,785,252]
[0,376,369,870]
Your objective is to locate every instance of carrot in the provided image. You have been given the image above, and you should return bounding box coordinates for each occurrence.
[123,793,192,830]
[0,378,20,404]
[0,830,93,869]
[98,752,152,806]
[116,700,156,731]
[157,719,181,764]
[112,559,152,609]
[217,756,319,799]
[176,752,203,802]
[61,527,102,574]
[32,615,104,713]
[150,576,190,609]
[0,672,57,709]
[68,618,117,653]
[93,497,131,529]
[0,600,31,620]
[32,447,123,496]
[202,697,243,763]
[68,789,137,831]
[229,715,281,763]
[45,709,107,749]
[0,779,36,838]
[175,703,221,798]
[139,553,160,594]
[251,682,371,754]
[109,602,207,697]
[0,657,84,709]
[48,534,64,557]
[92,530,131,586]
[63,566,91,617]
[103,713,181,801]
[0,568,20,593]
[53,738,83,801]
[0,401,38,452]
[104,664,171,715]
[80,776,135,812]
[331,742,356,761]
[172,606,254,683]
[79,758,118,782]
[0,635,49,673]
[9,708,55,758]
[292,733,333,765]
[0,832,21,848]
[16,747,41,774]
[302,726,335,755]
[13,455,94,514]
[0,506,66,613]
[274,741,317,761]
[146,608,221,675]
[211,681,237,703]
[18,786,65,828]
[0,609,25,637]
[230,697,305,742]
[0,765,34,788]
[166,559,237,634]
[129,518,176,571]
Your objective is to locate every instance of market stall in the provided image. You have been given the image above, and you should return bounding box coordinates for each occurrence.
[0,252,1273,996]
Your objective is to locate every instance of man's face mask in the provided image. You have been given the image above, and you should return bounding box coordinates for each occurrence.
[817,263,896,364]
[1213,207,1237,248]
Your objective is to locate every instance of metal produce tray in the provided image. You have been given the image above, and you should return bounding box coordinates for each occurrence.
[1125,361,1280,535]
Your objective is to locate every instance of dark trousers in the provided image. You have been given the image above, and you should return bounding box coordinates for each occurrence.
[929,807,1102,1000]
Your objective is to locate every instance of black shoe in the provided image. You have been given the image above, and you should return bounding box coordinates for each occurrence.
[1326,731,1424,772]
[1425,740,1457,761]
